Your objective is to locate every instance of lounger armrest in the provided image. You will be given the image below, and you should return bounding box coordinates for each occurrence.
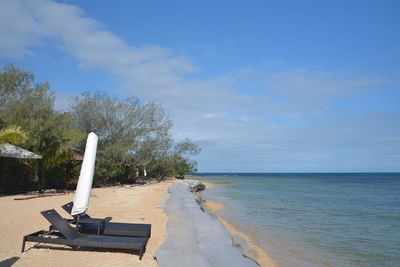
[78,218,105,235]
[79,217,105,223]
[79,217,112,222]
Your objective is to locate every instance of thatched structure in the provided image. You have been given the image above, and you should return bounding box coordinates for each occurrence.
[0,143,42,159]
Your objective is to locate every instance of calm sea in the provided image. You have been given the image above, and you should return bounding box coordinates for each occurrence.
[194,173,400,267]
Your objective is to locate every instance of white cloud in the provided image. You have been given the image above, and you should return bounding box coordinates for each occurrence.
[0,1,43,57]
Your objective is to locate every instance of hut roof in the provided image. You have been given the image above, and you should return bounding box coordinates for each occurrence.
[0,143,42,159]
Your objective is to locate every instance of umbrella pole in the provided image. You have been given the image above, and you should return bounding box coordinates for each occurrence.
[76,214,80,230]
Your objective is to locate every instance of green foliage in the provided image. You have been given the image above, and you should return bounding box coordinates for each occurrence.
[0,125,28,144]
[0,64,34,108]
[0,65,85,191]
[70,91,180,181]
[0,64,201,192]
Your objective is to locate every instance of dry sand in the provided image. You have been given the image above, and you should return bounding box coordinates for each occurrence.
[0,181,172,267]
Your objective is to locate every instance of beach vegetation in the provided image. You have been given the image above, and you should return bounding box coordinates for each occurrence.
[0,125,28,144]
[0,64,200,192]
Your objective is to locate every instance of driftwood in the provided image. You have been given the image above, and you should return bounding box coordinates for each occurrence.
[14,192,70,200]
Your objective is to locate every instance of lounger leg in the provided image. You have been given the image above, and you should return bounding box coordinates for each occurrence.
[139,248,143,260]
[21,236,26,253]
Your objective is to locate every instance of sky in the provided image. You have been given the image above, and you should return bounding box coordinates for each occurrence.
[0,0,399,172]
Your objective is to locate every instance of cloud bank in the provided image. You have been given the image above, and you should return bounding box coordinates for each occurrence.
[0,0,399,171]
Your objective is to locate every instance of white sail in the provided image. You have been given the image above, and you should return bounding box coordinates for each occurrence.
[71,132,98,216]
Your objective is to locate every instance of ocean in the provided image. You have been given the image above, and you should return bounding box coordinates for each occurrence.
[194,173,400,267]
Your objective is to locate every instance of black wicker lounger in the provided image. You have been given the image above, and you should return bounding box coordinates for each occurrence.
[61,202,151,238]
[22,209,148,259]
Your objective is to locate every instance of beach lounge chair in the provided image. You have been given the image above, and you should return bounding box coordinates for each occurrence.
[22,209,148,260]
[61,201,151,238]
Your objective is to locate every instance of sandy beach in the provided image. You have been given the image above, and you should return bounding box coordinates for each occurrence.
[0,181,172,267]
[0,179,280,267]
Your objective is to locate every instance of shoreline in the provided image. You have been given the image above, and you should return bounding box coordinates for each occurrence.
[1,179,277,266]
[156,180,261,266]
[199,182,279,267]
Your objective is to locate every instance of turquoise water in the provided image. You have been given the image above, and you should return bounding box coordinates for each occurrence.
[194,173,400,267]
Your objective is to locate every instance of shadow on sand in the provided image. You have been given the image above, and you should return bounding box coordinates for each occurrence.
[0,256,20,267]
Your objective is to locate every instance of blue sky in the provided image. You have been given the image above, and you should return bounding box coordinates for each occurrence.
[0,0,399,172]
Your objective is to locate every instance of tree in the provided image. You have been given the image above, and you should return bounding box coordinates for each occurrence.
[70,91,173,182]
[171,139,201,176]
[0,65,84,190]
[0,64,201,191]
[140,137,201,179]
[0,64,34,108]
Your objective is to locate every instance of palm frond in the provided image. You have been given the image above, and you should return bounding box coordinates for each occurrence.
[0,125,29,144]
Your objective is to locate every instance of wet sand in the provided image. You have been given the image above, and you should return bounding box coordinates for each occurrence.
[202,182,279,267]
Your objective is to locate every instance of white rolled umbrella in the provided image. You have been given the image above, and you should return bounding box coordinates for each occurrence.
[71,132,98,216]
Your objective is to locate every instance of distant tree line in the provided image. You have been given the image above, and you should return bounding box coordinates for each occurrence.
[0,64,200,192]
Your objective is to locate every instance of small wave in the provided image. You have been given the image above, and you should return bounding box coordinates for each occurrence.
[213,181,234,185]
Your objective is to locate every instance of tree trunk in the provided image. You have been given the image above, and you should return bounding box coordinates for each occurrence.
[37,160,44,193]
